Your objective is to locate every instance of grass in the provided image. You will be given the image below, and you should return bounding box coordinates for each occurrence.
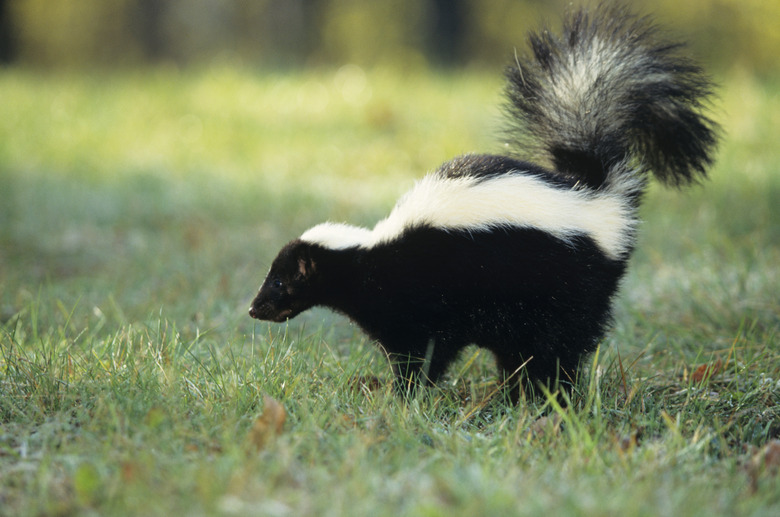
[1,64,779,516]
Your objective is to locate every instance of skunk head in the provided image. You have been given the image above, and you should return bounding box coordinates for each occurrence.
[249,240,319,322]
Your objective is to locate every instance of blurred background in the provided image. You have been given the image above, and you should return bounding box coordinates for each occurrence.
[1,0,778,74]
[1,0,778,329]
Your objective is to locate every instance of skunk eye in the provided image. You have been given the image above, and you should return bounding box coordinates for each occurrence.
[272,278,283,289]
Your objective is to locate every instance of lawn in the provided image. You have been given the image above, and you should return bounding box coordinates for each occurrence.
[1,65,779,516]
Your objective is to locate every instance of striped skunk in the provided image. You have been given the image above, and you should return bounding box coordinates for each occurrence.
[249,3,719,401]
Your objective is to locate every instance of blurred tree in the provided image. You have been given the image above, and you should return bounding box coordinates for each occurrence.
[256,0,324,66]
[426,0,466,65]
[1,0,778,74]
[0,0,16,63]
[133,0,167,61]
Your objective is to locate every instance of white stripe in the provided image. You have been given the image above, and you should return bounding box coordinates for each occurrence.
[301,171,637,259]
[300,222,373,250]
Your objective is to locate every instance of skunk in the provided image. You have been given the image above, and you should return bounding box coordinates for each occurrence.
[249,3,719,400]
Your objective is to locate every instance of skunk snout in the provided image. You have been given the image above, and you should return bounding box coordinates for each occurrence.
[248,296,293,322]
[248,295,265,319]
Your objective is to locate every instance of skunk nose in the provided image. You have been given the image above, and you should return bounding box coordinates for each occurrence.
[249,306,257,318]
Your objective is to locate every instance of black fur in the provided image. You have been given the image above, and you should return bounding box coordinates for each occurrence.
[503,3,719,189]
[249,3,719,401]
[251,227,623,398]
[438,154,578,190]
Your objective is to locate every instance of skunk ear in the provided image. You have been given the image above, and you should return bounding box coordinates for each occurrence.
[297,256,316,279]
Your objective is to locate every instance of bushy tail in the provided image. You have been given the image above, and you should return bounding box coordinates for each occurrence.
[504,3,720,190]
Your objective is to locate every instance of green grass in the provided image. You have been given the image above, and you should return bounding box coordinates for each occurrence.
[1,65,779,516]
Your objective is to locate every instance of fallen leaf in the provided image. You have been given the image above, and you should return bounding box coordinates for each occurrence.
[617,427,644,454]
[527,413,562,438]
[120,461,138,482]
[763,441,780,471]
[246,395,287,451]
[691,359,723,383]
[350,375,384,393]
[744,439,780,492]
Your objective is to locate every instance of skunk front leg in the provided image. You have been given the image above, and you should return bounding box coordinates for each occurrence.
[387,338,459,396]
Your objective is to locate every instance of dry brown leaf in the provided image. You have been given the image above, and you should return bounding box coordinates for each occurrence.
[690,359,723,383]
[121,461,138,482]
[350,375,384,394]
[617,427,644,455]
[744,439,780,492]
[246,395,287,451]
[527,413,563,438]
[763,441,780,471]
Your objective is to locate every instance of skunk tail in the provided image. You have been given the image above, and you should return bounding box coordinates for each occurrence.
[504,3,720,192]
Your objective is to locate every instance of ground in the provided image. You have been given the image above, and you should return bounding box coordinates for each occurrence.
[0,66,779,516]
